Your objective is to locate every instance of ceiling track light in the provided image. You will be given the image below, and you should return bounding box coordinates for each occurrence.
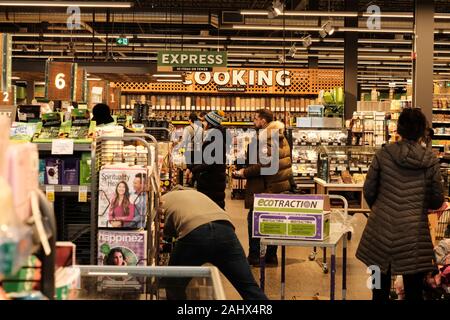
[302,35,312,48]
[268,0,284,19]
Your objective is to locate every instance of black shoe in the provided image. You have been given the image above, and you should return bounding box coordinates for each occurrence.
[247,255,260,267]
[265,255,278,266]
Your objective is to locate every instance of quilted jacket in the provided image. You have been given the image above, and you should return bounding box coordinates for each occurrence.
[243,121,293,209]
[356,140,444,275]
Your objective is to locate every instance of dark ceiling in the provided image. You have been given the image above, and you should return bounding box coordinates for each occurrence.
[1,0,449,88]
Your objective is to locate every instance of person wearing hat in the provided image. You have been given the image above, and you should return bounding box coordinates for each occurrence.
[92,103,114,126]
[191,110,229,209]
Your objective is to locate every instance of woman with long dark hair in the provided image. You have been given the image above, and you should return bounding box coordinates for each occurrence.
[109,181,135,227]
[106,248,128,266]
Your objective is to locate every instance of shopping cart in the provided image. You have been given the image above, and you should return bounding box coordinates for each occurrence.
[389,201,450,300]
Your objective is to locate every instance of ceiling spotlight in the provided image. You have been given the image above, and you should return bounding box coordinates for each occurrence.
[320,20,334,38]
[288,43,297,58]
[268,0,284,19]
[302,35,312,48]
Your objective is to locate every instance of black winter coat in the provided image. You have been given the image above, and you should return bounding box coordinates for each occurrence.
[192,126,229,209]
[356,140,444,275]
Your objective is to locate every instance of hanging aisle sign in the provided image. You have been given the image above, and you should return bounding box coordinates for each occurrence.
[88,79,108,109]
[107,83,121,110]
[0,85,16,107]
[75,67,87,103]
[45,61,77,101]
[157,50,227,72]
[0,33,12,92]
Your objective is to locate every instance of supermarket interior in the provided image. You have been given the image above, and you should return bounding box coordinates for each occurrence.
[0,0,450,301]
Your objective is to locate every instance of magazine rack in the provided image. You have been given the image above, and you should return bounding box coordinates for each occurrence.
[91,133,161,268]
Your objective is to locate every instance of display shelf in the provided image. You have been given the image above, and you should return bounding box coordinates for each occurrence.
[433,109,450,112]
[432,121,450,124]
[35,142,91,152]
[39,184,91,193]
[434,134,450,137]
[433,145,446,148]
[171,120,254,126]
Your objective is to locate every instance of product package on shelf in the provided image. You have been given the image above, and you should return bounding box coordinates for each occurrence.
[60,109,95,143]
[98,166,149,229]
[98,230,147,266]
[9,122,39,142]
[32,112,63,143]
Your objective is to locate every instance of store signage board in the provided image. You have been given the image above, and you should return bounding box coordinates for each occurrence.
[0,85,16,106]
[45,61,76,101]
[51,139,74,155]
[107,85,121,110]
[252,194,330,241]
[88,80,108,108]
[0,33,12,92]
[75,68,87,103]
[157,50,227,72]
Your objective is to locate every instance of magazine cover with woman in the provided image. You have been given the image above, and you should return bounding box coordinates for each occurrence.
[98,230,147,266]
[98,167,149,228]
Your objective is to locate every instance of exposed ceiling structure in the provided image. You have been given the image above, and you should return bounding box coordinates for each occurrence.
[2,0,450,90]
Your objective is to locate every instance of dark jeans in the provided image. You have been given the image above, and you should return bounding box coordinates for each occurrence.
[372,266,425,301]
[247,210,277,259]
[166,221,267,300]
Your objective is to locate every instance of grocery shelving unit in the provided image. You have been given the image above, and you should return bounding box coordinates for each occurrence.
[35,142,93,265]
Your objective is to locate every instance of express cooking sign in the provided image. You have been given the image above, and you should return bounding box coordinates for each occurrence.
[157,51,227,72]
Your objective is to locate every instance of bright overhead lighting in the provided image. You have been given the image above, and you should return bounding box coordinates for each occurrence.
[156,79,183,83]
[240,10,357,17]
[435,14,450,19]
[11,76,20,80]
[0,1,132,7]
[152,74,182,78]
[359,39,411,45]
[34,81,46,85]
[361,12,413,18]
[137,34,228,41]
[339,27,414,34]
[232,25,322,32]
[87,78,102,81]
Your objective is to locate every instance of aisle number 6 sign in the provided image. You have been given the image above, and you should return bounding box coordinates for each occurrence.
[45,61,76,101]
[55,73,66,90]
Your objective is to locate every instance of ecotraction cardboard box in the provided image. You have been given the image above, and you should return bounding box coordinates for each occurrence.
[253,194,331,241]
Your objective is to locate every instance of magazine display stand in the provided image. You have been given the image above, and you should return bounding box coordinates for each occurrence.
[90,133,162,297]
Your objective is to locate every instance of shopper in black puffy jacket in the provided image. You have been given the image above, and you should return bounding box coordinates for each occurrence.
[191,110,229,209]
[356,107,444,301]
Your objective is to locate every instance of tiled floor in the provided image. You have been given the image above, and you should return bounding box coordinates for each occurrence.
[218,191,373,300]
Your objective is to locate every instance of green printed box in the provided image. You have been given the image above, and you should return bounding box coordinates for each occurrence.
[253,194,330,241]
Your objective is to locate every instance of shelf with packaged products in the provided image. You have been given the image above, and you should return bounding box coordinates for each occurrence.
[39,184,91,193]
[35,142,92,152]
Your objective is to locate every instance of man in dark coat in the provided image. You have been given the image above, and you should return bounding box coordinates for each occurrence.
[235,109,293,266]
[192,110,229,209]
[356,108,444,301]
